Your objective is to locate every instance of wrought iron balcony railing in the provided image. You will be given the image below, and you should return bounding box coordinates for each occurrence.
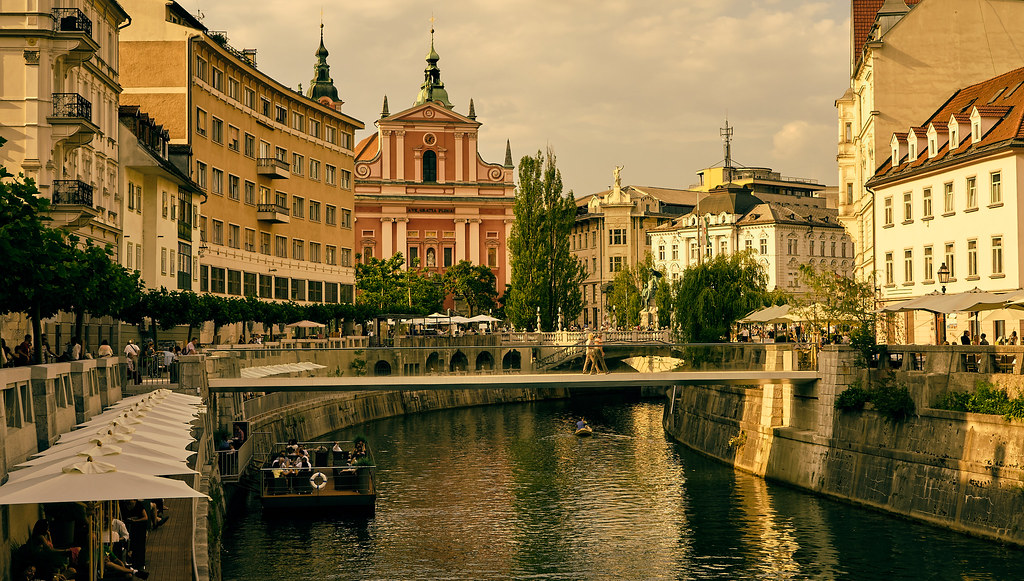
[51,180,94,206]
[51,93,92,121]
[52,8,93,36]
[257,202,288,214]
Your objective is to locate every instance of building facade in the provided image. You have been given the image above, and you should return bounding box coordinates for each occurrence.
[837,0,1024,283]
[571,171,699,328]
[353,34,516,293]
[649,184,850,295]
[118,105,202,291]
[119,0,363,304]
[867,66,1024,343]
[0,0,129,246]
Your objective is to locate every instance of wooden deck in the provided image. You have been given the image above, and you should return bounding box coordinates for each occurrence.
[141,497,193,580]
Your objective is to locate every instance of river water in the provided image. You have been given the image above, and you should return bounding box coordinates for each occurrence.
[222,395,1023,580]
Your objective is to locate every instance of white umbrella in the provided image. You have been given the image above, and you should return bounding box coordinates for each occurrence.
[468,314,501,323]
[22,436,192,465]
[284,320,326,328]
[0,460,208,505]
[56,423,194,449]
[8,448,195,482]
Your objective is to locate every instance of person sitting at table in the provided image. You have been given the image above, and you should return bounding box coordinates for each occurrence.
[27,519,78,580]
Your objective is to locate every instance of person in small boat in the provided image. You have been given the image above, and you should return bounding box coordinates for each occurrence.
[576,418,589,431]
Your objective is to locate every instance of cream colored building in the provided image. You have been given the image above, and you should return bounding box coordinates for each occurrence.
[867,66,1024,344]
[837,0,1024,284]
[0,0,129,246]
[649,184,849,296]
[119,0,363,304]
[118,105,202,291]
[571,171,699,328]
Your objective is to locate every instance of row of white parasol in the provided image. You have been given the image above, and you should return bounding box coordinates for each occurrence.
[0,388,209,505]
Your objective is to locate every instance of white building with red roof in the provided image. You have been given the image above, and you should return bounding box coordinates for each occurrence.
[867,66,1024,343]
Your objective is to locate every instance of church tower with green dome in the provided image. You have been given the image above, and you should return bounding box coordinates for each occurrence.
[307,23,341,108]
[414,29,453,109]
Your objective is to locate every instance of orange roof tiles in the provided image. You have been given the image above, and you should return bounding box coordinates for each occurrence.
[853,0,922,65]
[354,132,379,162]
[871,65,1024,181]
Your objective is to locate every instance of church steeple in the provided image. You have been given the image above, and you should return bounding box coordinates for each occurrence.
[307,23,340,105]
[504,139,513,168]
[380,95,389,118]
[414,27,453,109]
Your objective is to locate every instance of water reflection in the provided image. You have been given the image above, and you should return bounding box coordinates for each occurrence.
[222,397,1023,580]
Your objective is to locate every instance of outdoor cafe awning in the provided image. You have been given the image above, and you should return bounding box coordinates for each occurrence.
[878,289,1023,314]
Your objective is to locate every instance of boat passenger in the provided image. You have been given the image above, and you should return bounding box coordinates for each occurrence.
[576,418,588,430]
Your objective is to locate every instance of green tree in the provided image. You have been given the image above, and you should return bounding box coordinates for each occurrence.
[655,277,673,328]
[672,253,769,342]
[69,240,143,344]
[356,253,408,311]
[0,149,82,363]
[796,264,876,362]
[443,260,497,316]
[404,259,443,314]
[506,150,585,330]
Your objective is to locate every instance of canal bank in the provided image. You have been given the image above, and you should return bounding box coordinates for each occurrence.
[663,346,1024,546]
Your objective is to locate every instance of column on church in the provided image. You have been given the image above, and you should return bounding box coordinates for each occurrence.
[454,132,464,182]
[504,219,513,282]
[395,217,408,268]
[454,218,467,262]
[395,131,405,180]
[381,131,391,180]
[438,149,447,182]
[468,219,480,264]
[381,218,394,258]
[468,135,478,181]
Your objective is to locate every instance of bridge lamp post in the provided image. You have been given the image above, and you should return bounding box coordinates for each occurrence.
[937,263,951,345]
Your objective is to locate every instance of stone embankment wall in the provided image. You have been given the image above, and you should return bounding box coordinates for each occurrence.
[664,346,1024,546]
[230,387,571,444]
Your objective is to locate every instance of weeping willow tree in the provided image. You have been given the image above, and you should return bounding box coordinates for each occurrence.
[672,252,769,342]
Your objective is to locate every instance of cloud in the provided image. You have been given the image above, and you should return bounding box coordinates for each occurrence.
[193,0,849,195]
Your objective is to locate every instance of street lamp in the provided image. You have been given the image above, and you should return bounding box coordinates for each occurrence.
[937,262,950,294]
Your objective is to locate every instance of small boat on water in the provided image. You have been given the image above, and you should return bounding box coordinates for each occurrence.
[259,439,376,515]
[574,425,593,437]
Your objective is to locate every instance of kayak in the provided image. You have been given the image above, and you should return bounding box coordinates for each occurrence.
[574,425,593,437]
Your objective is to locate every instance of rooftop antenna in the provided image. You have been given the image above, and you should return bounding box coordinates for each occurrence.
[721,117,734,184]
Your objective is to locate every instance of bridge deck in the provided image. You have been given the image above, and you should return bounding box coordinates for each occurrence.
[209,371,819,393]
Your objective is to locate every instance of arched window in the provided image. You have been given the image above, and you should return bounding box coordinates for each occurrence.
[422,150,437,182]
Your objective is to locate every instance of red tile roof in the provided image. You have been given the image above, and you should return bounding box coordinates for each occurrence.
[354,132,379,162]
[870,65,1024,182]
[853,0,922,66]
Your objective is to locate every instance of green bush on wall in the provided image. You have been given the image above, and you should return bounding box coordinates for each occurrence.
[934,380,1024,421]
[836,375,915,421]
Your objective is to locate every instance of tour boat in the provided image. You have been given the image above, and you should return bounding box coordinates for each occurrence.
[574,425,593,437]
[259,440,376,515]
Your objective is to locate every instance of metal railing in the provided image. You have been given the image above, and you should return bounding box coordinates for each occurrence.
[51,179,94,206]
[52,93,92,120]
[256,157,289,172]
[52,7,92,36]
[257,202,288,214]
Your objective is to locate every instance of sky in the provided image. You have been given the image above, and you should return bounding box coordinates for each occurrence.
[191,0,850,196]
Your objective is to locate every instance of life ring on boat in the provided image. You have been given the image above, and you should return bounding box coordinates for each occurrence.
[310,472,328,490]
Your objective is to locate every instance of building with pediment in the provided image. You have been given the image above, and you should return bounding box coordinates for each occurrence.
[353,32,516,292]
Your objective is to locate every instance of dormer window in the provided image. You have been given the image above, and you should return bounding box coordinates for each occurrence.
[908,140,917,161]
[972,119,981,143]
[948,121,958,149]
[928,136,936,157]
[892,144,899,164]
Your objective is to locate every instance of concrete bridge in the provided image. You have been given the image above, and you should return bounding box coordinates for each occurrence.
[208,370,820,393]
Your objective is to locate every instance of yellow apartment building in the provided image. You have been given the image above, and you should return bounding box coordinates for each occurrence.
[118,0,363,304]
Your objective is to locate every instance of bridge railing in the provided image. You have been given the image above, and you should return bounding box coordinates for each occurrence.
[202,341,808,381]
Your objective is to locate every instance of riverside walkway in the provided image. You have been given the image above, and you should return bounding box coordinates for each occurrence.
[208,370,820,393]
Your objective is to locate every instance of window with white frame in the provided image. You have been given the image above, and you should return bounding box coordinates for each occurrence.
[195,107,207,136]
[922,187,932,218]
[966,176,977,209]
[883,196,893,226]
[990,171,1002,204]
[992,236,1003,275]
[945,243,955,278]
[943,182,954,213]
[211,168,223,195]
[211,117,223,143]
[904,249,913,283]
[903,192,912,221]
[885,252,894,285]
[924,246,933,280]
[309,159,320,181]
[325,164,336,185]
[967,239,978,277]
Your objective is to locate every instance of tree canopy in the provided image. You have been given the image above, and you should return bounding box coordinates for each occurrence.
[506,150,585,331]
[443,260,497,317]
[672,252,770,342]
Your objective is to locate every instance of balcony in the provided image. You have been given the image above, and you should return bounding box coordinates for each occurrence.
[51,180,94,207]
[51,8,99,65]
[257,157,289,179]
[178,220,193,241]
[257,202,290,223]
[48,93,99,147]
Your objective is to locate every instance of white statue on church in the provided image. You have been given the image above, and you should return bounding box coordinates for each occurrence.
[613,165,623,191]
